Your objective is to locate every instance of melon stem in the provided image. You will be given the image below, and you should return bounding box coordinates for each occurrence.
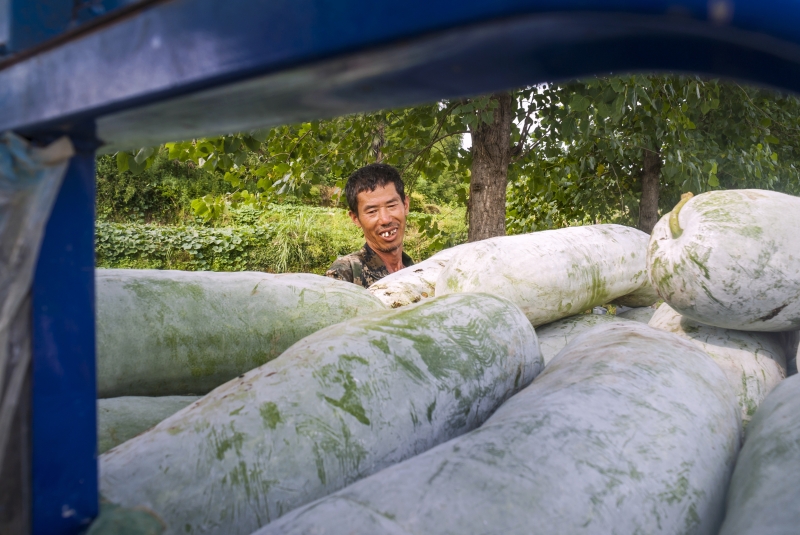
[669,192,694,239]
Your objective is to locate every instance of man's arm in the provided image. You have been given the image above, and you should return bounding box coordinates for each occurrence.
[325,257,354,283]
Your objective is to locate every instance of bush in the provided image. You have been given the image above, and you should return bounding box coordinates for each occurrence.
[96,154,231,224]
[96,206,467,274]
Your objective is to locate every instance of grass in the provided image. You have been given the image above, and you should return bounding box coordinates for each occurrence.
[96,204,467,274]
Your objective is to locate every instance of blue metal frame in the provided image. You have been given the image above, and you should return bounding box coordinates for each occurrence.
[0,0,144,56]
[4,0,800,149]
[31,146,97,535]
[5,1,800,533]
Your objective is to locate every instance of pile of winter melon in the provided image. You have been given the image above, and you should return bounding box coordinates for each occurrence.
[96,189,800,535]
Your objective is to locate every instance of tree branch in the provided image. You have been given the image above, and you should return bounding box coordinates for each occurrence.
[510,114,535,159]
[400,130,468,174]
[511,136,544,164]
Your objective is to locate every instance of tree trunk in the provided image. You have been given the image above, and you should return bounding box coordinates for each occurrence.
[372,123,385,163]
[638,149,661,234]
[468,92,513,242]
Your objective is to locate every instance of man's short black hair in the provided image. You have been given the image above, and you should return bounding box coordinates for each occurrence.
[345,163,405,214]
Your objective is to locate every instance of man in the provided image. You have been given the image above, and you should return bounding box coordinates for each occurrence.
[326,163,414,287]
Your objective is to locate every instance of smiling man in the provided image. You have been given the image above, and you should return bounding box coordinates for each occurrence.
[326,163,414,287]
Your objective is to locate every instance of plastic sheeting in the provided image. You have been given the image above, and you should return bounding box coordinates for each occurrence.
[0,132,73,503]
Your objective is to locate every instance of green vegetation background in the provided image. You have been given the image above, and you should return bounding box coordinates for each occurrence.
[95,154,467,273]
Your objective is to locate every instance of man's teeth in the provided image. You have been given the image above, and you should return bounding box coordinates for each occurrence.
[380,229,398,238]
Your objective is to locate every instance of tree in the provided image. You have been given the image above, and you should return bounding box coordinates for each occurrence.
[511,75,800,234]
[117,75,800,241]
[118,92,542,242]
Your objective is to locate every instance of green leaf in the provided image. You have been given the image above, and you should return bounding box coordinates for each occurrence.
[116,152,130,173]
[134,146,155,164]
[242,135,261,152]
[223,172,241,187]
[569,94,591,113]
[127,155,147,175]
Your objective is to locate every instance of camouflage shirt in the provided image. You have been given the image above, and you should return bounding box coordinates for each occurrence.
[326,243,414,288]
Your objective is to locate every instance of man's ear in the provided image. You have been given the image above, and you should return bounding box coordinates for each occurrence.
[403,195,410,214]
[348,210,362,228]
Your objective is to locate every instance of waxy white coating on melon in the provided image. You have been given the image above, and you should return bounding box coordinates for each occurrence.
[617,305,658,323]
[98,396,200,454]
[610,280,661,307]
[99,293,542,535]
[96,269,386,397]
[535,313,630,365]
[719,375,800,535]
[649,303,785,424]
[435,224,654,326]
[368,244,466,308]
[648,189,800,332]
[257,322,741,535]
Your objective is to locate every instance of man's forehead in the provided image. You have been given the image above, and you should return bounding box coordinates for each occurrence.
[357,184,401,206]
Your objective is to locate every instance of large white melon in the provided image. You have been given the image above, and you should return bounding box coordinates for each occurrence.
[435,224,655,326]
[96,269,386,397]
[368,244,467,308]
[649,303,785,424]
[535,313,630,365]
[256,322,740,535]
[648,189,800,331]
[98,396,200,454]
[719,375,800,534]
[99,293,542,535]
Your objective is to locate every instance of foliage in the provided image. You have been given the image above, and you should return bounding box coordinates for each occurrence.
[114,92,544,217]
[96,205,467,273]
[109,75,800,240]
[97,153,230,224]
[508,75,800,232]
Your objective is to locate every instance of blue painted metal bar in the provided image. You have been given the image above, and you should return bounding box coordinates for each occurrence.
[93,11,800,153]
[31,145,97,535]
[0,0,145,56]
[3,1,800,146]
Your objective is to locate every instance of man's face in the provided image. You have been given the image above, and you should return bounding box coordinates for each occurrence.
[349,183,410,254]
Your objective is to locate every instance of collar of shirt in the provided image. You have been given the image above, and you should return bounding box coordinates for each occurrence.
[361,242,414,269]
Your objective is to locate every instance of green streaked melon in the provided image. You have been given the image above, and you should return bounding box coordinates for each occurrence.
[99,293,542,535]
[535,313,630,365]
[368,244,466,308]
[648,189,800,331]
[719,375,800,534]
[435,224,656,326]
[616,305,658,323]
[649,303,785,424]
[98,396,200,454]
[96,269,386,397]
[256,322,740,535]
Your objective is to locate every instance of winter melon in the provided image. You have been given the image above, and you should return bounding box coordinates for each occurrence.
[649,303,785,424]
[535,313,629,365]
[719,375,800,534]
[648,189,800,331]
[435,224,656,326]
[616,305,658,323]
[368,244,466,308]
[98,396,200,454]
[256,322,740,535]
[96,269,386,397]
[99,293,542,535]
